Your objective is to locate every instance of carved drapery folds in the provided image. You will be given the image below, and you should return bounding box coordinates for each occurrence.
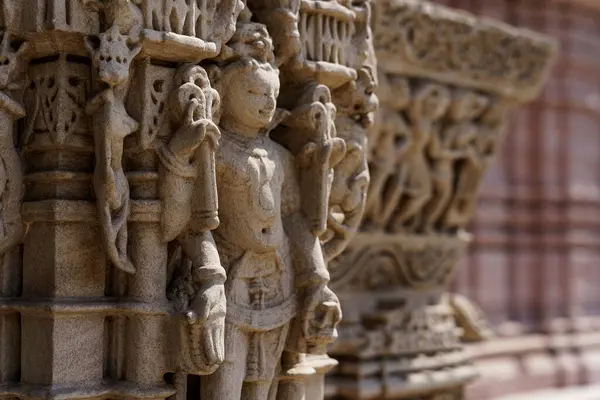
[325,1,556,399]
[0,0,374,400]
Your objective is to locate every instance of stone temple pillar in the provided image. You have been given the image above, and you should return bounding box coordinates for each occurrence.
[0,1,375,400]
[325,1,556,399]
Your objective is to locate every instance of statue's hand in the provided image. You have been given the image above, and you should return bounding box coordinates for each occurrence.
[301,285,342,354]
[186,282,226,372]
[168,99,217,163]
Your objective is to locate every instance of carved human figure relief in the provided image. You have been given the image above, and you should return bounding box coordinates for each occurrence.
[0,32,26,258]
[443,94,502,231]
[85,5,143,274]
[364,73,410,230]
[419,90,487,233]
[162,64,226,375]
[389,82,450,233]
[198,20,341,400]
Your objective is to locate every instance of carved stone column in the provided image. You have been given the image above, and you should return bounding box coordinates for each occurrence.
[0,1,375,400]
[325,1,556,399]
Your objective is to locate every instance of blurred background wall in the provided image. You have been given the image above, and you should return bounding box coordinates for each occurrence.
[430,0,600,398]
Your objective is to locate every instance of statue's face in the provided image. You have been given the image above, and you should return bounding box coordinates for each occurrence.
[449,91,490,121]
[422,87,450,120]
[223,65,280,131]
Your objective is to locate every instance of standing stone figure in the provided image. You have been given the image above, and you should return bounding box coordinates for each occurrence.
[199,21,342,400]
[389,82,450,232]
[420,89,487,233]
[444,96,504,231]
[364,74,411,230]
[85,5,142,274]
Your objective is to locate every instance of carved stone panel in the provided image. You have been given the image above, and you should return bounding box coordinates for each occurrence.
[324,1,557,399]
[0,0,375,400]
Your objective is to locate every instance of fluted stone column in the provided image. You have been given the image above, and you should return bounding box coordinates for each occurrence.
[325,1,557,399]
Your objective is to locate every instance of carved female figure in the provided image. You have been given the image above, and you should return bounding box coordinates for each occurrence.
[200,22,341,400]
[389,82,450,233]
[363,74,410,231]
[420,89,487,233]
[444,97,504,231]
[86,22,142,274]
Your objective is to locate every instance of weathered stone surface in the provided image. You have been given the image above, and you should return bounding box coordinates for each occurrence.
[0,0,375,399]
[324,1,556,399]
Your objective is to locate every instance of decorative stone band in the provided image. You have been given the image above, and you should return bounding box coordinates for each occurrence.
[373,0,558,102]
[0,382,176,400]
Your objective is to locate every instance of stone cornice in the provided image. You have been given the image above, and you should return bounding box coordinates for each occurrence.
[373,0,558,102]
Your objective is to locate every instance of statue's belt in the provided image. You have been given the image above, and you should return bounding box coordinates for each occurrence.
[226,296,297,332]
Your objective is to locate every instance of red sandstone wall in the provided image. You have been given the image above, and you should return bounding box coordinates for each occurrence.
[431,0,600,398]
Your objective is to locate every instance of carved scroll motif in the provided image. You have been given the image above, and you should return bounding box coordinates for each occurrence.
[85,2,143,274]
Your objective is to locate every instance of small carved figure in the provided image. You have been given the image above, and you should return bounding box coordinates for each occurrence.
[85,18,142,274]
[389,82,450,233]
[161,64,226,375]
[420,90,488,233]
[0,32,26,257]
[200,22,341,400]
[363,74,410,231]
[444,97,504,231]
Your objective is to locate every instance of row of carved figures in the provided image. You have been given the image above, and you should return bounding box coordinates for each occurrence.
[364,74,509,234]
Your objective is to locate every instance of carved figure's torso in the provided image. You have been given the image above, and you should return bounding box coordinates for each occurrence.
[215,133,288,256]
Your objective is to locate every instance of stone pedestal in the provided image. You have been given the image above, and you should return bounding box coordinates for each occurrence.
[325,1,557,399]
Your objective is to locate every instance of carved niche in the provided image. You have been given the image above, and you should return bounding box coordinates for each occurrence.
[324,1,557,399]
[0,1,374,400]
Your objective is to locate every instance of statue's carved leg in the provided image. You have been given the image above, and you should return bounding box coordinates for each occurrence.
[389,189,431,232]
[200,323,247,400]
[421,176,452,232]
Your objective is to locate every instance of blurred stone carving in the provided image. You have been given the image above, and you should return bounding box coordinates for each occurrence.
[325,1,556,399]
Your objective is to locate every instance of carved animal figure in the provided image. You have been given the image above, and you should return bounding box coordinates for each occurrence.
[86,87,137,274]
[85,18,142,274]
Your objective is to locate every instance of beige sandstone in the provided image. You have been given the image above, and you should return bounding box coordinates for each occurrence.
[325,1,556,399]
[0,0,557,399]
[0,0,375,399]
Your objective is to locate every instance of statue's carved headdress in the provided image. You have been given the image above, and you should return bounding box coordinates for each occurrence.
[207,19,282,127]
[217,21,275,66]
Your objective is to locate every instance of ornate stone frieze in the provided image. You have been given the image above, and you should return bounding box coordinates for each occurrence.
[0,0,375,400]
[373,0,556,102]
[325,1,556,399]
